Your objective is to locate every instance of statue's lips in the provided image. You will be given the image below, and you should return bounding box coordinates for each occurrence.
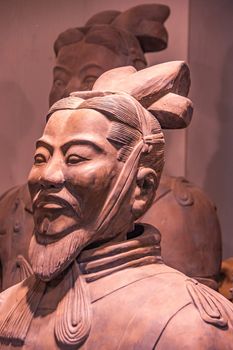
[32,194,81,242]
[37,202,64,210]
[33,194,80,217]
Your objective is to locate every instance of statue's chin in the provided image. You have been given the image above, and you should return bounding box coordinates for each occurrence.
[29,228,88,282]
[35,214,80,241]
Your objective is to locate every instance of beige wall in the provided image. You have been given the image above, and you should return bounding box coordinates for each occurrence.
[188,0,233,258]
[0,0,189,195]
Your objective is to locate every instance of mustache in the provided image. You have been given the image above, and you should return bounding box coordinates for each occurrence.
[32,189,82,218]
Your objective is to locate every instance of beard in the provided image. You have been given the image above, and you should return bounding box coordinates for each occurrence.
[29,228,89,281]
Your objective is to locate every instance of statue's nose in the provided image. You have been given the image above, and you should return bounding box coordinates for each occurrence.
[40,161,65,190]
[63,77,81,97]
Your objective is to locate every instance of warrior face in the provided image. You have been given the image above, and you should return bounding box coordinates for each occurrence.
[29,108,122,238]
[28,90,164,281]
[49,41,131,106]
[28,108,127,281]
[49,25,146,106]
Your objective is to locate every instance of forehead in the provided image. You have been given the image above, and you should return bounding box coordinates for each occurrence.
[56,41,128,72]
[43,108,111,143]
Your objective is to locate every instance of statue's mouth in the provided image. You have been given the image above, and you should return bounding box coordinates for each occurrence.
[33,193,81,217]
[32,192,82,242]
[36,198,67,210]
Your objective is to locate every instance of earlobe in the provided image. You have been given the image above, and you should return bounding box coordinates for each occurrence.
[131,168,158,219]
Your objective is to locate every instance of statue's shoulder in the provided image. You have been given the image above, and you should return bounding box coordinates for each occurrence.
[141,265,233,325]
[185,278,233,327]
[0,183,31,212]
[155,278,233,349]
[0,183,26,203]
[117,267,233,349]
[0,275,33,314]
[159,275,233,348]
[145,271,233,329]
[0,183,31,234]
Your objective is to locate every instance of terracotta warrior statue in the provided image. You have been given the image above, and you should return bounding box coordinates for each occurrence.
[0,62,232,349]
[0,4,224,295]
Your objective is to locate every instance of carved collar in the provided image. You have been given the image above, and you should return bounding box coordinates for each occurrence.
[78,223,162,283]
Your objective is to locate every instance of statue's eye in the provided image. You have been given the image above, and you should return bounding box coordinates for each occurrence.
[82,76,97,90]
[34,154,47,165]
[83,76,96,84]
[54,79,65,88]
[66,154,86,165]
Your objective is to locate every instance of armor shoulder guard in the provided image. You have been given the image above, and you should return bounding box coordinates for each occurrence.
[186,278,233,328]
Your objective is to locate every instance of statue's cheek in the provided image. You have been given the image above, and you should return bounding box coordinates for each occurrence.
[66,160,118,192]
[27,167,43,192]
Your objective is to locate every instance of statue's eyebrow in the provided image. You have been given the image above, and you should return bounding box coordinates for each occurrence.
[35,140,54,154]
[79,63,103,75]
[53,65,71,76]
[61,139,106,155]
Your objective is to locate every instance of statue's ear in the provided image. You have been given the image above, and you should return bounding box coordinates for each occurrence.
[132,168,158,220]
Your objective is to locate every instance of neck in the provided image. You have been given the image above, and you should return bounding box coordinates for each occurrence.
[78,223,162,282]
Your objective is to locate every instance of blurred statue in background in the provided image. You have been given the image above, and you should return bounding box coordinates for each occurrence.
[49,4,169,105]
[0,4,224,297]
[141,175,222,290]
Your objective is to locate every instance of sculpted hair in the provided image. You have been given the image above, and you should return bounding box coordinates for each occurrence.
[79,94,164,181]
[54,25,146,69]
